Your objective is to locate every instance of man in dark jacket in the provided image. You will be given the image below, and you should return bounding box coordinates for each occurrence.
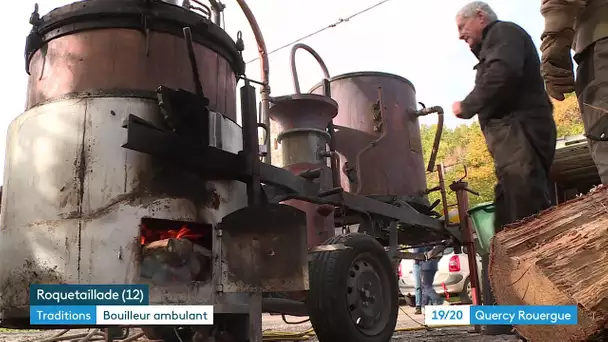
[453,1,557,336]
[453,1,557,238]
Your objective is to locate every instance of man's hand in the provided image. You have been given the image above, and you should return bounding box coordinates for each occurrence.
[540,30,575,101]
[452,101,463,118]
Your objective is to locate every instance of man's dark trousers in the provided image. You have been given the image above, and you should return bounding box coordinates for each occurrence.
[575,37,608,184]
[484,112,557,233]
[481,110,557,335]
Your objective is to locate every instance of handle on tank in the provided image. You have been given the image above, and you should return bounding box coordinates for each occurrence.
[183,27,204,98]
[412,102,444,173]
[289,43,330,94]
[207,0,225,26]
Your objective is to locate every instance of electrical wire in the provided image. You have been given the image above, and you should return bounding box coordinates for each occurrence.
[399,305,425,327]
[245,0,395,64]
[261,323,472,341]
[282,314,310,325]
[261,303,471,341]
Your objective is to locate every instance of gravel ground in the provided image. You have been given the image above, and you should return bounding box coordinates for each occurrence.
[0,306,520,342]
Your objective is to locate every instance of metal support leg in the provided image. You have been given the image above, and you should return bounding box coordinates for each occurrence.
[450,180,482,333]
[249,293,263,342]
[388,221,398,262]
[241,80,264,342]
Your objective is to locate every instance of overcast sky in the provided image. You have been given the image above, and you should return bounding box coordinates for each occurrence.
[0,0,545,181]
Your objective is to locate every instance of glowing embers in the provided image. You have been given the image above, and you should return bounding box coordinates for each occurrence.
[140,218,212,284]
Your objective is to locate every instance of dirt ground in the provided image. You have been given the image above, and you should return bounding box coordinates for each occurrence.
[0,306,520,342]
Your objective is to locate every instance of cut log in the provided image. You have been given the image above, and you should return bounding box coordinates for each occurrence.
[490,185,608,342]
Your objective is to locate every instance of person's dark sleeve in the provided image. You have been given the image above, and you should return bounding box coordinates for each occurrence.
[460,25,526,119]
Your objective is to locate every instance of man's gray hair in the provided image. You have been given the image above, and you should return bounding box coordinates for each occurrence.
[456,1,498,21]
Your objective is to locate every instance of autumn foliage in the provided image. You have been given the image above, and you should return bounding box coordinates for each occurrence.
[421,93,584,207]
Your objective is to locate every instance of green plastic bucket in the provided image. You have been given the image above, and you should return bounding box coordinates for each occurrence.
[468,202,495,256]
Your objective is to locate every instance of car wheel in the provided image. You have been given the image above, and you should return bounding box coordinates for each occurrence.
[460,277,473,304]
[307,233,398,342]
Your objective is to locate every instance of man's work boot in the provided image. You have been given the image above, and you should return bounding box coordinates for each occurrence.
[415,306,422,315]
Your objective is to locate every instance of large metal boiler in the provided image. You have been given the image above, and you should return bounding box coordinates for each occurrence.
[309,72,431,201]
[1,0,269,340]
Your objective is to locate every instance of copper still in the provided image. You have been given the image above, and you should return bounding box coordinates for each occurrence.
[310,72,437,203]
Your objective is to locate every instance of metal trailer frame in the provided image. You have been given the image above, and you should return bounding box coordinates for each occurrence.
[117,26,484,341]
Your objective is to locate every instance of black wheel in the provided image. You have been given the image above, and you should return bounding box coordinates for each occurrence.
[460,277,473,304]
[307,233,398,342]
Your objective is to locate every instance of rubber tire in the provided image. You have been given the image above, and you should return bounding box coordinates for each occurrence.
[460,277,473,304]
[307,233,398,342]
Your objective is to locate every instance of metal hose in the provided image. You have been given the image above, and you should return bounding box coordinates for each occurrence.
[235,0,272,164]
[413,105,444,172]
[354,87,388,194]
[289,43,330,94]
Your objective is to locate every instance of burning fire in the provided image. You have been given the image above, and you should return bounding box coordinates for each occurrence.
[140,225,203,245]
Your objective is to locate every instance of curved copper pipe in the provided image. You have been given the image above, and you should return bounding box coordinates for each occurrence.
[354,87,388,195]
[289,43,330,94]
[427,109,444,172]
[235,0,272,164]
[413,105,444,172]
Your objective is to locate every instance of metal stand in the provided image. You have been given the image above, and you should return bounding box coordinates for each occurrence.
[248,293,263,342]
[241,80,264,342]
[449,177,482,333]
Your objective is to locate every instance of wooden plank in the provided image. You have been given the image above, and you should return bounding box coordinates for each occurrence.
[490,185,608,341]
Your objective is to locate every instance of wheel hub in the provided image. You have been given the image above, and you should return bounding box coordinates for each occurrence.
[346,257,388,335]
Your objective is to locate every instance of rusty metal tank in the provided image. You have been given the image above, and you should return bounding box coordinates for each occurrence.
[269,93,338,248]
[0,0,247,326]
[25,0,243,119]
[310,72,428,200]
[269,44,340,249]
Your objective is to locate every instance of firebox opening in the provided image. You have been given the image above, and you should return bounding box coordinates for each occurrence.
[139,217,213,284]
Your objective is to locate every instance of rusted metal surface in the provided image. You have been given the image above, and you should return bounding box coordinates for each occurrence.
[25,0,242,119]
[310,72,427,198]
[269,94,338,248]
[218,204,309,293]
[0,97,248,323]
[282,165,335,248]
[449,180,482,312]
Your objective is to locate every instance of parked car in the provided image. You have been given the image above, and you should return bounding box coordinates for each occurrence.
[398,247,483,304]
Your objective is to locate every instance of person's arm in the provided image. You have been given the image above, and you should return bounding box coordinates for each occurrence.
[459,24,526,119]
[540,0,587,42]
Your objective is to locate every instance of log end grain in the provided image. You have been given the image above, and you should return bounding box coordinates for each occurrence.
[490,185,608,341]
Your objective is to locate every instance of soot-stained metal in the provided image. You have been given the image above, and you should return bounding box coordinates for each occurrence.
[123,72,460,251]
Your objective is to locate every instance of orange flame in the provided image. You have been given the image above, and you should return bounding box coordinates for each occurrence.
[140,225,203,245]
